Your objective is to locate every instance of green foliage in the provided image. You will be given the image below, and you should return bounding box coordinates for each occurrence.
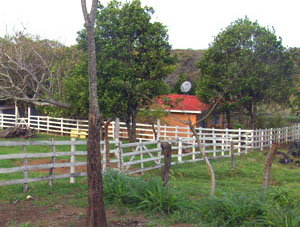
[197,17,297,128]
[38,46,89,119]
[102,169,184,214]
[76,0,175,139]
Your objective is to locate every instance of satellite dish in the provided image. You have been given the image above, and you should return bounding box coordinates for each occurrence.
[180,81,192,93]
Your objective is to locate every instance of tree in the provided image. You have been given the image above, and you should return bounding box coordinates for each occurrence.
[81,0,107,226]
[0,33,67,108]
[197,17,296,128]
[78,0,175,142]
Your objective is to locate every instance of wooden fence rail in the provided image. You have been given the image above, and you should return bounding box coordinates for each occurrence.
[3,121,299,191]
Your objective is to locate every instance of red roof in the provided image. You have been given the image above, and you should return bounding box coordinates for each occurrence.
[156,94,210,113]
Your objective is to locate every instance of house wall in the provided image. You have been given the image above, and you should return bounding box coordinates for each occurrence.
[162,112,224,129]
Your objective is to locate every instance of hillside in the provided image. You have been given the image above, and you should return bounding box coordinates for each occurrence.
[165,49,205,87]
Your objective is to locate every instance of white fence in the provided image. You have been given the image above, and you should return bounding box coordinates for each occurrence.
[1,111,300,190]
[1,121,300,190]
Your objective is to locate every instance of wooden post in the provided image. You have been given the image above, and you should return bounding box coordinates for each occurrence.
[157,121,161,165]
[15,101,18,125]
[139,139,144,171]
[178,138,182,162]
[157,119,161,141]
[161,142,172,187]
[192,136,196,160]
[0,113,3,129]
[261,129,264,151]
[164,124,167,140]
[116,139,123,172]
[27,107,31,128]
[70,138,76,184]
[175,126,178,140]
[238,128,242,154]
[37,116,40,132]
[60,118,64,136]
[22,143,28,193]
[270,128,273,149]
[212,128,216,157]
[49,138,56,186]
[114,118,120,141]
[47,116,50,133]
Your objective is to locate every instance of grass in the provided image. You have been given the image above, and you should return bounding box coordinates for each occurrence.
[1,134,300,226]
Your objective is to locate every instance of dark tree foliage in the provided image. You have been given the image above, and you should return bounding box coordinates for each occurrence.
[197,17,296,128]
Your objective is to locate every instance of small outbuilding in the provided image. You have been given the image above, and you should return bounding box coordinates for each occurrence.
[156,94,223,128]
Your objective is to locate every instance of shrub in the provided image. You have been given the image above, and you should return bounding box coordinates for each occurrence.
[102,169,185,214]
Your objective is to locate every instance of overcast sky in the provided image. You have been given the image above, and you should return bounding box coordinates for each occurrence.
[0,0,299,49]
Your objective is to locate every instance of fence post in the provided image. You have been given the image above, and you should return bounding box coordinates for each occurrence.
[49,138,56,186]
[157,119,161,141]
[114,118,120,141]
[27,107,31,128]
[15,102,18,125]
[22,143,28,193]
[212,128,216,157]
[102,140,106,171]
[221,134,225,156]
[286,127,288,144]
[116,139,123,172]
[164,124,167,140]
[139,139,144,172]
[192,136,196,161]
[60,118,64,136]
[37,116,40,132]
[70,138,76,184]
[0,113,3,129]
[175,126,178,140]
[270,128,273,149]
[47,116,50,133]
[157,121,161,165]
[261,129,264,151]
[238,128,242,154]
[178,138,182,163]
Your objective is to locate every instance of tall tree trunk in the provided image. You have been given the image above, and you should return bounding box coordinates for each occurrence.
[263,144,278,195]
[225,109,231,129]
[81,1,107,226]
[188,119,216,196]
[250,102,257,129]
[126,111,137,143]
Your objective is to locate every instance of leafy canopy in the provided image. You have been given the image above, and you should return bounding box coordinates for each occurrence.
[77,0,175,123]
[197,17,296,127]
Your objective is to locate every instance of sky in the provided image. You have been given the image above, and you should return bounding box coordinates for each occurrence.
[0,0,299,49]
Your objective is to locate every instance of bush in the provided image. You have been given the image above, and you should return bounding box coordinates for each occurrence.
[102,169,186,214]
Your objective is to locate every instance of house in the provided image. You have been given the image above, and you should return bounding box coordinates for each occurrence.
[0,101,16,115]
[156,94,223,128]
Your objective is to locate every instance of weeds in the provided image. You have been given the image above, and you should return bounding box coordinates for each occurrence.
[102,169,186,214]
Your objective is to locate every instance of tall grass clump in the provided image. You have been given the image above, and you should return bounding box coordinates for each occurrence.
[197,191,265,226]
[102,169,186,214]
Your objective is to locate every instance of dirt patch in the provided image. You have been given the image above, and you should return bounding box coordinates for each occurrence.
[0,199,150,226]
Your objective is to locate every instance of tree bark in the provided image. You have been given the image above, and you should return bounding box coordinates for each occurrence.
[81,1,107,226]
[126,111,137,143]
[263,144,278,195]
[188,119,216,196]
[225,109,231,129]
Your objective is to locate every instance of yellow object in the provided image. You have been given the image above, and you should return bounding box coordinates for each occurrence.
[71,130,87,138]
